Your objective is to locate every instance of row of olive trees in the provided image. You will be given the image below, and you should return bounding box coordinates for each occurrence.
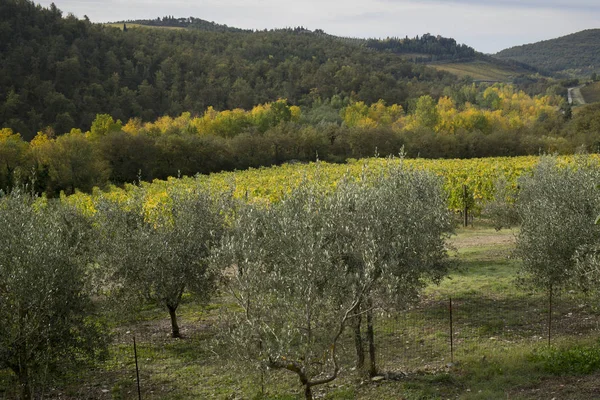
[0,162,453,399]
[0,184,225,399]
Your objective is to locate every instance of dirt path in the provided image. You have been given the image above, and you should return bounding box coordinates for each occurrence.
[568,85,586,105]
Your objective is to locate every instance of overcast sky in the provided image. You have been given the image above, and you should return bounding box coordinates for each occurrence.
[37,0,600,53]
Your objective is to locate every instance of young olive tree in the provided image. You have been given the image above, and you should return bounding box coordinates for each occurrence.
[0,188,107,400]
[516,157,600,291]
[484,176,520,231]
[331,164,453,375]
[95,185,224,338]
[213,182,372,400]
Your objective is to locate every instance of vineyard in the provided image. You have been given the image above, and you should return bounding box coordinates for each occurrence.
[65,154,597,216]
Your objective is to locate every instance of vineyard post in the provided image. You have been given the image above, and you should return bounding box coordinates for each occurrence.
[133,335,142,400]
[449,297,454,364]
[548,286,553,347]
[463,184,468,228]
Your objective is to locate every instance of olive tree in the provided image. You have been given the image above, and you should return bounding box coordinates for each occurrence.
[213,182,372,400]
[95,184,224,338]
[0,188,107,400]
[484,176,520,231]
[516,157,600,291]
[330,164,453,375]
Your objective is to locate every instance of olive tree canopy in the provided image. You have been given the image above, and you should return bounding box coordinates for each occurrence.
[0,188,107,400]
[516,157,600,290]
[94,184,224,338]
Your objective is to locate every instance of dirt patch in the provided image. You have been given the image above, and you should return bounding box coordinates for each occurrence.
[112,312,216,346]
[511,373,600,399]
[569,85,586,106]
[449,232,515,250]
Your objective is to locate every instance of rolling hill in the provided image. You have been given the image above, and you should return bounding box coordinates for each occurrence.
[0,1,552,139]
[495,29,600,78]
[1,0,462,139]
[119,18,535,83]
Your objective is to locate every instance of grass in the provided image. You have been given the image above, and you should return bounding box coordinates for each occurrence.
[428,61,516,81]
[3,223,600,399]
[581,82,600,104]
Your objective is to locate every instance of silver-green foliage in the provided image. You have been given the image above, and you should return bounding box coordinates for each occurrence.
[336,165,453,308]
[213,163,452,398]
[516,157,600,289]
[331,165,453,375]
[485,176,520,231]
[0,188,107,400]
[95,185,224,338]
[215,182,361,399]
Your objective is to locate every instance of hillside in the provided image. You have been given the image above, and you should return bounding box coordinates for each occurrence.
[121,19,534,83]
[495,29,600,77]
[427,58,537,82]
[0,1,464,140]
[581,81,600,104]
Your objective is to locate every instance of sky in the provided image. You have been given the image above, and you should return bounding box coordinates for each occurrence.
[36,0,600,53]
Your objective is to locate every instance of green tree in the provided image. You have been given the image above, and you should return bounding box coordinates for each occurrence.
[97,130,158,183]
[228,77,255,110]
[95,185,224,338]
[330,163,453,375]
[516,157,600,291]
[0,128,31,190]
[414,95,439,129]
[0,188,108,400]
[89,114,123,139]
[213,181,367,400]
[36,130,110,195]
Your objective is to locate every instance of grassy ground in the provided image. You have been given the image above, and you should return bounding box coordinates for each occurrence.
[427,61,515,81]
[581,82,600,104]
[3,223,600,399]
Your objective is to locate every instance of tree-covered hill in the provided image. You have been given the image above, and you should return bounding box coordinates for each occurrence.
[117,16,251,33]
[365,33,477,62]
[123,18,528,70]
[495,29,600,77]
[0,0,462,140]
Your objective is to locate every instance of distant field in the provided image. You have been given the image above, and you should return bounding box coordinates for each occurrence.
[394,53,430,61]
[581,82,600,104]
[105,23,186,31]
[429,60,515,81]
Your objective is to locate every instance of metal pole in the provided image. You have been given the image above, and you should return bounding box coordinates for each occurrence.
[449,297,454,364]
[548,288,553,347]
[134,335,142,400]
[463,185,468,228]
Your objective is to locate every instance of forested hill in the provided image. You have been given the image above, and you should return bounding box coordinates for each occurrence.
[0,0,458,140]
[120,18,539,77]
[495,29,600,77]
[118,16,251,33]
[119,18,481,63]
